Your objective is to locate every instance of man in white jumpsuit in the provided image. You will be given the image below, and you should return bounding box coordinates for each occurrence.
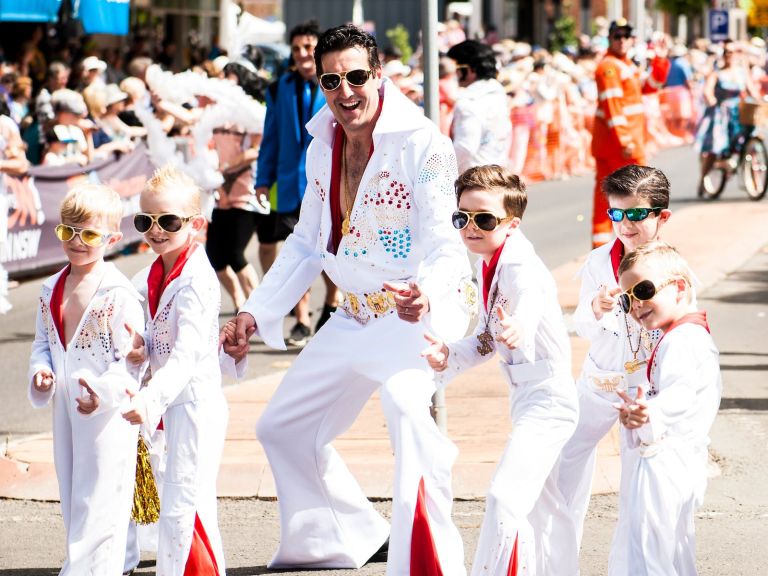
[224,24,475,574]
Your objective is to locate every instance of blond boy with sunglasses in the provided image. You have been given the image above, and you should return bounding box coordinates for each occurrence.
[556,164,672,560]
[612,241,720,575]
[28,183,145,574]
[423,164,579,575]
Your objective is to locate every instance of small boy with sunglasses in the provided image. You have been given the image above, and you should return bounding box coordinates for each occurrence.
[556,164,672,554]
[422,164,579,575]
[28,183,145,574]
[121,165,229,575]
[612,241,720,574]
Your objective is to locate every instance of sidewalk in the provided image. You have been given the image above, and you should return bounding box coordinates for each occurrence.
[2,198,768,501]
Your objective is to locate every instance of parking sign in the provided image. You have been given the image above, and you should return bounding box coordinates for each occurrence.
[710,9,729,42]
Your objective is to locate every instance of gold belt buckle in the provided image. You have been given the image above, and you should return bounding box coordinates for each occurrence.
[590,375,623,393]
[365,290,395,316]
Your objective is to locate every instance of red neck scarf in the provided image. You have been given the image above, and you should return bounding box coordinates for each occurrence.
[328,97,383,254]
[646,311,710,381]
[147,242,197,318]
[50,265,71,349]
[482,241,505,311]
[609,238,624,283]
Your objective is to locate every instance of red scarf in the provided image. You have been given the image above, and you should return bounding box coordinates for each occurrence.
[482,241,505,311]
[147,242,197,318]
[50,265,71,349]
[646,311,710,381]
[609,238,624,282]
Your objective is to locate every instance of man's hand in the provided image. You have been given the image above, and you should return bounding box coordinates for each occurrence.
[495,306,523,350]
[75,378,100,415]
[33,369,55,393]
[421,332,449,372]
[592,285,622,320]
[122,323,146,366]
[219,313,257,360]
[383,281,430,323]
[121,388,146,425]
[616,387,649,429]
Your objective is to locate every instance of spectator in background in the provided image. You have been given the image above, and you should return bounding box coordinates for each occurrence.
[254,21,339,345]
[447,40,512,173]
[664,43,696,141]
[10,76,33,128]
[438,56,458,136]
[35,62,71,138]
[49,88,93,165]
[100,83,146,143]
[79,56,107,90]
[118,76,147,127]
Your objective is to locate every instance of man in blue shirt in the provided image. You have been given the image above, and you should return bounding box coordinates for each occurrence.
[255,21,339,346]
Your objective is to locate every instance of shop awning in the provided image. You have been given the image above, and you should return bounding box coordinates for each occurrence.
[72,0,129,35]
[0,0,62,22]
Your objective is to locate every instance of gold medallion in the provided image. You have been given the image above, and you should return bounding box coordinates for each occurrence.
[624,358,647,374]
[341,215,351,236]
[476,330,494,356]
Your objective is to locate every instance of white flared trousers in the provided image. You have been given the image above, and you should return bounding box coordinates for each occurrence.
[256,312,465,575]
[471,374,579,576]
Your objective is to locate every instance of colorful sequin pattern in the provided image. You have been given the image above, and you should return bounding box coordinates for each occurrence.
[489,295,511,338]
[417,152,456,198]
[314,179,326,202]
[72,298,114,362]
[40,297,59,349]
[151,295,177,362]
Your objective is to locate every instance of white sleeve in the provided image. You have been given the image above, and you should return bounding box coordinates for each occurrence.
[572,258,621,343]
[28,300,55,408]
[451,101,481,173]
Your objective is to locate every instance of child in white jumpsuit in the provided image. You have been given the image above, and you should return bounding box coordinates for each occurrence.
[613,241,720,576]
[556,165,672,555]
[423,165,579,576]
[122,166,229,576]
[28,184,144,574]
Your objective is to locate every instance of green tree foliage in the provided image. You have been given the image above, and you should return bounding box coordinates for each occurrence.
[386,24,413,64]
[655,0,710,17]
[549,5,578,52]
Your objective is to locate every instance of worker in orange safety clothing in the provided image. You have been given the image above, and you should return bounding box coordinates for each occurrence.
[591,19,670,248]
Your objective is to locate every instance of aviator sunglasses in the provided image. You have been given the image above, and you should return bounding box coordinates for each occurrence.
[452,210,512,232]
[618,278,677,313]
[319,68,375,91]
[607,206,664,223]
[133,212,195,234]
[54,224,111,248]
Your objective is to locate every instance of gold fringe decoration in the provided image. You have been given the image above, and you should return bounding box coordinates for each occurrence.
[131,435,161,524]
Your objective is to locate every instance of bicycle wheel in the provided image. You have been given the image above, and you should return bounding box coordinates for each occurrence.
[699,161,728,199]
[741,136,768,200]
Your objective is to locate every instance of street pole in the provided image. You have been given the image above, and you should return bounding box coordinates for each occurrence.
[421,0,447,434]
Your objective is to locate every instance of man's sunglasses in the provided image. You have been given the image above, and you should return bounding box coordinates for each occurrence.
[618,278,677,314]
[133,212,195,234]
[451,210,512,232]
[55,224,112,248]
[319,69,374,91]
[607,207,664,222]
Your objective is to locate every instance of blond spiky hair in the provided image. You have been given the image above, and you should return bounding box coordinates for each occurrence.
[619,241,694,291]
[60,183,123,232]
[143,165,201,214]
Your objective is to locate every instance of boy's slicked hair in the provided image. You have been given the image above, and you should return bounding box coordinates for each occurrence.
[618,241,693,289]
[455,164,528,218]
[602,164,670,208]
[60,183,123,232]
[314,24,380,76]
[144,165,201,214]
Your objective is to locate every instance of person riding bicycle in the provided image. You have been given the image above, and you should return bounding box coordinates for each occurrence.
[695,39,762,195]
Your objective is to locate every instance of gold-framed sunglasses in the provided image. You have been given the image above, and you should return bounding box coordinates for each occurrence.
[54,224,112,248]
[133,212,195,234]
[319,68,374,91]
[618,278,678,313]
[451,210,513,232]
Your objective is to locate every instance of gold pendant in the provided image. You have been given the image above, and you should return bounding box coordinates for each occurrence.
[476,330,494,356]
[341,215,351,236]
[624,358,647,374]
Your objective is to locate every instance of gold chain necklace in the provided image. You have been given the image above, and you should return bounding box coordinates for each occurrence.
[623,312,647,374]
[341,138,353,236]
[477,285,499,356]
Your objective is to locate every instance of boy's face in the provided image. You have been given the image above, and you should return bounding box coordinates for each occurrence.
[139,187,202,262]
[456,188,519,263]
[619,258,687,333]
[608,195,671,252]
[58,215,121,269]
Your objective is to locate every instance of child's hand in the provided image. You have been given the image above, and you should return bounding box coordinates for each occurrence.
[495,306,523,350]
[121,389,147,425]
[219,313,256,360]
[33,369,55,393]
[421,332,449,372]
[123,323,146,366]
[615,387,649,429]
[75,378,100,415]
[592,285,622,320]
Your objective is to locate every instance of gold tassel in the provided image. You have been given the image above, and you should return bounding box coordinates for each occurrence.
[131,435,161,524]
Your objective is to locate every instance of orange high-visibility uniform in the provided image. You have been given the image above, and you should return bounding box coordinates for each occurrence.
[591,55,668,248]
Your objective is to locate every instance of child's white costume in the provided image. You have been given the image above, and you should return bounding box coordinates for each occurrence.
[28,263,144,575]
[437,231,579,576]
[556,239,661,551]
[609,312,720,576]
[131,244,228,576]
[238,79,475,574]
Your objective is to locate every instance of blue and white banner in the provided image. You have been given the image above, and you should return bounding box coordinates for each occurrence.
[72,0,129,36]
[0,0,62,22]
